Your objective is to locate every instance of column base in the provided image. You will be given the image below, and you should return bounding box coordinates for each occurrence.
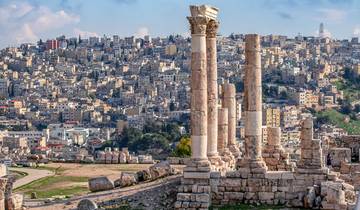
[228,144,241,157]
[176,158,211,209]
[220,148,236,170]
[237,158,268,174]
[208,155,226,172]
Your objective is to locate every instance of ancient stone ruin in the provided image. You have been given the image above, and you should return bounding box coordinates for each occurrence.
[0,164,24,210]
[175,4,358,210]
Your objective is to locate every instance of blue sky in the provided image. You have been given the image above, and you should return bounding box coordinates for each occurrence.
[0,0,360,48]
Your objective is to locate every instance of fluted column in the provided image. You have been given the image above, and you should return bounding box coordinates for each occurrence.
[206,20,219,158]
[188,16,209,160]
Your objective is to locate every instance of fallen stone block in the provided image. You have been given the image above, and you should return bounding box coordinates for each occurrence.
[114,172,137,187]
[88,176,114,192]
[77,199,98,210]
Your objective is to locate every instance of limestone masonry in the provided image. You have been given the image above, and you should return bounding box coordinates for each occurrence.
[175,4,358,210]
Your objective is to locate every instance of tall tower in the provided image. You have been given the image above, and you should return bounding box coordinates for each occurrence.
[319,23,325,38]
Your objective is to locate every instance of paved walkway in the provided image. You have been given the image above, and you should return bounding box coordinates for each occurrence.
[10,167,54,189]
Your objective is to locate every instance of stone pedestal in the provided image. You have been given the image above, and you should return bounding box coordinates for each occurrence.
[297,117,326,172]
[176,160,212,209]
[262,127,293,171]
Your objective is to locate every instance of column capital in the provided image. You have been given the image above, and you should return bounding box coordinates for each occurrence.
[187,16,209,35]
[206,20,219,38]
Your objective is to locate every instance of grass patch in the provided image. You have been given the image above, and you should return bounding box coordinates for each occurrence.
[316,109,360,134]
[15,165,89,199]
[334,80,360,102]
[211,204,286,210]
[26,186,89,198]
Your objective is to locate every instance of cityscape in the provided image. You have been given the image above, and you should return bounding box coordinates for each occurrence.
[0,1,360,210]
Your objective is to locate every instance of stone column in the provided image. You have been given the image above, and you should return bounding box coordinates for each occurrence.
[267,127,281,146]
[263,127,293,171]
[206,19,220,159]
[297,117,327,173]
[218,107,235,169]
[188,15,209,161]
[222,83,240,157]
[217,108,228,154]
[0,178,7,210]
[175,6,219,210]
[238,34,267,172]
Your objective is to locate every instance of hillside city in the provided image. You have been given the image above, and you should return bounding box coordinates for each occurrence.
[1,24,360,164]
[1,16,360,209]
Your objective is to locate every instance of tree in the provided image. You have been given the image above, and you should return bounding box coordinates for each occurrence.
[172,136,191,157]
[162,123,181,142]
[129,133,169,152]
[117,127,142,148]
[143,120,162,133]
[340,102,352,115]
[280,91,288,100]
[343,67,353,80]
[354,104,360,113]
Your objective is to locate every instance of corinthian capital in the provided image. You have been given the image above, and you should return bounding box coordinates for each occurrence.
[187,16,209,35]
[206,20,219,38]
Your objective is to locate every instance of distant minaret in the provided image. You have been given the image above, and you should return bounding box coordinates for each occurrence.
[319,23,325,38]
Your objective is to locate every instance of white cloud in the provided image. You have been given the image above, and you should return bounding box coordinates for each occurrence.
[354,26,360,37]
[16,23,38,44]
[134,27,149,38]
[317,8,346,22]
[73,28,99,38]
[0,1,80,47]
[32,7,79,32]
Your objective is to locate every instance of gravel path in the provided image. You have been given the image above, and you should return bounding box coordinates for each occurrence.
[10,167,54,189]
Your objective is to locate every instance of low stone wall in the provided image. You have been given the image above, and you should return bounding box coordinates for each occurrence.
[167,157,190,165]
[209,170,356,209]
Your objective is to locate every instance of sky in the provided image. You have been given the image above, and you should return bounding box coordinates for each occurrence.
[0,0,360,48]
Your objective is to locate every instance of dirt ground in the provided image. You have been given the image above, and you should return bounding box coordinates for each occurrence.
[46,163,184,180]
[46,163,154,180]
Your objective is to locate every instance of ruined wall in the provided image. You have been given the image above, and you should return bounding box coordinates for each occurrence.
[337,135,360,161]
[211,170,356,210]
[0,164,24,210]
